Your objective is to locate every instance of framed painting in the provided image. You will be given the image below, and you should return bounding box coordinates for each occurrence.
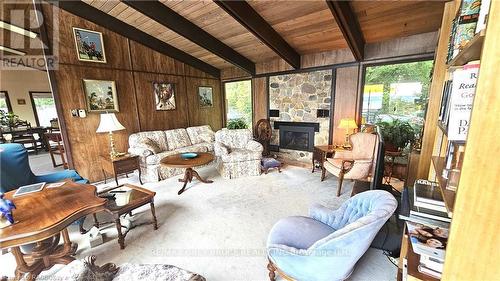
[198,86,213,108]
[153,82,176,111]
[82,79,119,112]
[73,27,107,63]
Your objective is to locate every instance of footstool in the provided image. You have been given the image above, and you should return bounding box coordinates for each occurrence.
[261,157,282,174]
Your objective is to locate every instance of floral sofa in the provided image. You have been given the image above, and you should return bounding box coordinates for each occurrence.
[128,125,215,182]
[214,129,263,179]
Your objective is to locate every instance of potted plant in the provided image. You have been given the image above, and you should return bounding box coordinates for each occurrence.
[227,118,248,129]
[0,110,21,128]
[376,119,416,152]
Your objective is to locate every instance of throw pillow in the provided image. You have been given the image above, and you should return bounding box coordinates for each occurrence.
[137,138,162,154]
[199,132,215,143]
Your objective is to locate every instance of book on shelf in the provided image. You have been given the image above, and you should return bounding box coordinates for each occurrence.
[414,180,447,213]
[400,186,452,226]
[418,264,443,279]
[420,254,445,273]
[438,80,453,126]
[447,0,481,62]
[447,63,480,141]
[475,0,491,33]
[407,221,449,260]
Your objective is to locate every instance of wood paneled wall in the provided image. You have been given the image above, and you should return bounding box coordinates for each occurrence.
[332,66,360,144]
[252,77,268,126]
[44,6,222,182]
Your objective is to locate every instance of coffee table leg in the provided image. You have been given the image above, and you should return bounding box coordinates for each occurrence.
[191,169,213,184]
[150,201,158,230]
[115,218,125,250]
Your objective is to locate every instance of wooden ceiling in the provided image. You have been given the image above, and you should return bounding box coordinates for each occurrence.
[2,1,446,76]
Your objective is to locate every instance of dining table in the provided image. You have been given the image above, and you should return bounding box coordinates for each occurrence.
[0,180,107,280]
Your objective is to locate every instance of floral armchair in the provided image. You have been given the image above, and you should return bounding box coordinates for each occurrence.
[214,129,263,179]
[323,132,378,196]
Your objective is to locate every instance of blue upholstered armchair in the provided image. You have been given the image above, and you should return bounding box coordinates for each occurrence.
[266,190,397,281]
[0,143,89,232]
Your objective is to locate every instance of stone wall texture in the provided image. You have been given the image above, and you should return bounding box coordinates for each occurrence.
[269,69,333,162]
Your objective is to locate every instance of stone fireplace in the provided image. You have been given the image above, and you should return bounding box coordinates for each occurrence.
[269,69,333,163]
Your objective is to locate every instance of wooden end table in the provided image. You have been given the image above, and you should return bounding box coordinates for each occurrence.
[96,184,157,250]
[0,180,106,280]
[312,145,349,181]
[100,154,142,186]
[160,152,214,195]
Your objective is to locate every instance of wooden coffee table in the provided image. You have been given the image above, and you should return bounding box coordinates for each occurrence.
[96,184,157,250]
[160,152,214,195]
[0,180,106,280]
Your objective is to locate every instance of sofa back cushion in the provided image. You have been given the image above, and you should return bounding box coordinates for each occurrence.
[129,131,168,152]
[186,125,215,144]
[165,128,192,150]
[215,129,252,149]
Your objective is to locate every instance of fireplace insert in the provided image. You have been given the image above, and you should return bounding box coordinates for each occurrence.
[278,125,315,152]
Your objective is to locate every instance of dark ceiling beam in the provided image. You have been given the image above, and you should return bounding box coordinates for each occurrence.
[47,0,220,78]
[123,0,255,76]
[214,0,301,69]
[326,1,365,61]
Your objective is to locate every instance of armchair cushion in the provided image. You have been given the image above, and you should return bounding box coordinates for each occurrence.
[215,129,253,149]
[35,170,86,184]
[220,148,261,162]
[246,140,264,153]
[267,216,334,250]
[214,142,230,156]
[127,147,153,158]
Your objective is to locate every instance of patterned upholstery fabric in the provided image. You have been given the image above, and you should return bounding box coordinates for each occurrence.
[128,126,215,182]
[186,125,215,145]
[164,129,192,150]
[267,190,397,281]
[214,129,263,179]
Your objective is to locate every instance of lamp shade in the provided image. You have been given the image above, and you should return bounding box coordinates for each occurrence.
[96,113,125,133]
[338,118,357,129]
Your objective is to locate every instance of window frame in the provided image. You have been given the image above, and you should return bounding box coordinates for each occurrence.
[222,79,254,129]
[0,91,13,113]
[29,91,54,127]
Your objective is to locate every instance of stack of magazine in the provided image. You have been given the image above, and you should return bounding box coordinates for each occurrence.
[400,179,451,279]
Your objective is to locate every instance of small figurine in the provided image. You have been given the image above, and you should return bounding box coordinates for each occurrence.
[0,193,16,228]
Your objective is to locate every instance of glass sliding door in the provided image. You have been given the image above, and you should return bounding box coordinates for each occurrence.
[224,80,252,128]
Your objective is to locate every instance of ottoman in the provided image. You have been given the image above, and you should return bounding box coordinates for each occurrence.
[261,157,282,174]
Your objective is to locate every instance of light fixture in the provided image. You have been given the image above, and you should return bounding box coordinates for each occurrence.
[96,113,126,159]
[0,20,38,39]
[0,45,26,56]
[338,118,358,148]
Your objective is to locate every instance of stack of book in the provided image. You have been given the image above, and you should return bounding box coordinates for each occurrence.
[400,180,451,279]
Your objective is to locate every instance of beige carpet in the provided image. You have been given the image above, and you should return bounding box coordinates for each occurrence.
[1,162,397,281]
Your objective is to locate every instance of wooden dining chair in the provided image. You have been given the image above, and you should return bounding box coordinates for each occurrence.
[10,121,41,154]
[45,132,68,169]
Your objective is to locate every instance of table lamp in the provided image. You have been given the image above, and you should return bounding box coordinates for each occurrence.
[338,118,358,148]
[96,113,126,159]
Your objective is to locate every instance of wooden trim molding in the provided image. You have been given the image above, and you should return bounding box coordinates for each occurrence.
[326,1,365,61]
[48,0,221,78]
[28,91,52,127]
[123,1,255,76]
[215,0,301,69]
[0,91,13,112]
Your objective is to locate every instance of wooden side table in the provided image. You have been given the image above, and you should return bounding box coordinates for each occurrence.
[100,154,142,186]
[312,145,348,181]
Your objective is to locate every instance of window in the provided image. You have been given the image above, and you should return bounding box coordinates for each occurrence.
[361,60,433,137]
[0,91,12,113]
[224,80,252,128]
[29,92,57,127]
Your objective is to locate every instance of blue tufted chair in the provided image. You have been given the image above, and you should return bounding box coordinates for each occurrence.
[266,190,397,281]
[0,143,89,233]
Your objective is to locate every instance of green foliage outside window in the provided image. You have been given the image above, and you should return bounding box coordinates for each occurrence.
[225,80,252,127]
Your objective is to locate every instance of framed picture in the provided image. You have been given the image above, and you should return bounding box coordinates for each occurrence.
[82,79,119,112]
[198,86,213,108]
[17,99,26,105]
[153,82,176,111]
[73,27,107,63]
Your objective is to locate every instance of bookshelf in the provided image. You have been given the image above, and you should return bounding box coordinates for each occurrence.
[402,0,500,280]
